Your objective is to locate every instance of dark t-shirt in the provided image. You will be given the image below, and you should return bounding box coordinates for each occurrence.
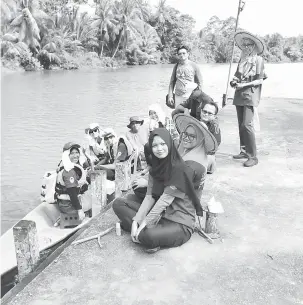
[205,119,221,154]
[180,89,214,120]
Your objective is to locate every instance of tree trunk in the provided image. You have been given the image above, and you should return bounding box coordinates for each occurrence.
[100,42,104,57]
[111,28,123,59]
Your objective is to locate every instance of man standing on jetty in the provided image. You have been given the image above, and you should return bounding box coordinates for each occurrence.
[167,46,203,109]
[230,30,266,167]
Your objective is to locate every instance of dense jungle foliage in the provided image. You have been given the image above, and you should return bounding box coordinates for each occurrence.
[1,0,303,71]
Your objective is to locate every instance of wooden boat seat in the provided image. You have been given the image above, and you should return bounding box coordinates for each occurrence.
[60,211,82,229]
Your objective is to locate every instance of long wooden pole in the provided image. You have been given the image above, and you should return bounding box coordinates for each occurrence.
[223,0,243,107]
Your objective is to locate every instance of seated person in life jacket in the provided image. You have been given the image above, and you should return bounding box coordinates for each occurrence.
[84,123,107,166]
[55,142,90,221]
[95,128,133,180]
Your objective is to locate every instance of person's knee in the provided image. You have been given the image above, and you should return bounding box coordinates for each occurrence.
[112,198,126,216]
[241,121,254,132]
[138,228,155,248]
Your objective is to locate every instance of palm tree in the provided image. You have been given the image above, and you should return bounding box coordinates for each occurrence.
[91,0,117,56]
[152,0,171,38]
[126,21,161,64]
[9,0,53,53]
[1,0,18,33]
[139,22,161,54]
[111,0,143,58]
[135,0,151,23]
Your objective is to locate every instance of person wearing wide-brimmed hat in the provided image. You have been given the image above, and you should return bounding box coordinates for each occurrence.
[126,116,149,162]
[112,116,216,253]
[230,30,267,167]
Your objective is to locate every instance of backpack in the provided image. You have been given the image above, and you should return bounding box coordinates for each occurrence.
[40,171,57,204]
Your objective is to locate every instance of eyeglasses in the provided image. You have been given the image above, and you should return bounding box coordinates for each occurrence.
[242,43,254,48]
[178,52,187,55]
[89,127,99,134]
[202,110,215,116]
[181,132,196,142]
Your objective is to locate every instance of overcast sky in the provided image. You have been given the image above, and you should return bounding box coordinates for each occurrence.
[148,0,303,37]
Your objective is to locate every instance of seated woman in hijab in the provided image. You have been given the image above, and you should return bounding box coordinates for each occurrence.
[113,120,217,253]
[84,123,107,167]
[55,142,91,221]
[145,104,166,133]
[95,128,134,181]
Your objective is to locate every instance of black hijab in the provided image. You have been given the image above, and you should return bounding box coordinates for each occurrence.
[149,128,204,216]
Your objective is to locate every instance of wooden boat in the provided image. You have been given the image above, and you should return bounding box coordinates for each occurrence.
[0,180,116,279]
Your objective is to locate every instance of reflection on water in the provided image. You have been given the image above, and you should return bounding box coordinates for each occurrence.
[1,63,302,234]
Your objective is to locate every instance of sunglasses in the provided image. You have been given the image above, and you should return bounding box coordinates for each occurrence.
[202,110,215,116]
[89,127,99,134]
[181,132,196,142]
[104,135,114,140]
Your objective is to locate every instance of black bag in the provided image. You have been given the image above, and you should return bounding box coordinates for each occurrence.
[166,94,175,109]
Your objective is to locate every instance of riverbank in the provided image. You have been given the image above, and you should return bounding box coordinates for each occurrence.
[3,97,303,305]
[1,53,127,75]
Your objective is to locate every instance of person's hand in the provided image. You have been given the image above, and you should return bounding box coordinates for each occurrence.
[196,85,202,91]
[184,108,190,115]
[78,209,85,221]
[230,80,237,88]
[132,177,148,190]
[135,219,147,241]
[131,221,139,243]
[140,166,150,176]
[167,96,174,108]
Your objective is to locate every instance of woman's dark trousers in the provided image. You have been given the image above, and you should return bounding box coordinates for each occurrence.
[112,194,192,249]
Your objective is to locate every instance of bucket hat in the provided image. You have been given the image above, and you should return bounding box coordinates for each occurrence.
[127,116,144,129]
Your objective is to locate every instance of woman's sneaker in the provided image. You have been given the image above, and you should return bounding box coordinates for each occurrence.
[233,152,248,159]
[145,246,160,253]
[244,158,258,167]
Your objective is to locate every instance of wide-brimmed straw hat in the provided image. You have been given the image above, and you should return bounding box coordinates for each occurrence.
[234,30,265,55]
[127,116,144,129]
[173,114,218,154]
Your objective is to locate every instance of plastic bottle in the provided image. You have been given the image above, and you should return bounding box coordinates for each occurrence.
[116,222,121,236]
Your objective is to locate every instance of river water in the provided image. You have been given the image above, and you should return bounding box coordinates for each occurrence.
[1,63,303,234]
